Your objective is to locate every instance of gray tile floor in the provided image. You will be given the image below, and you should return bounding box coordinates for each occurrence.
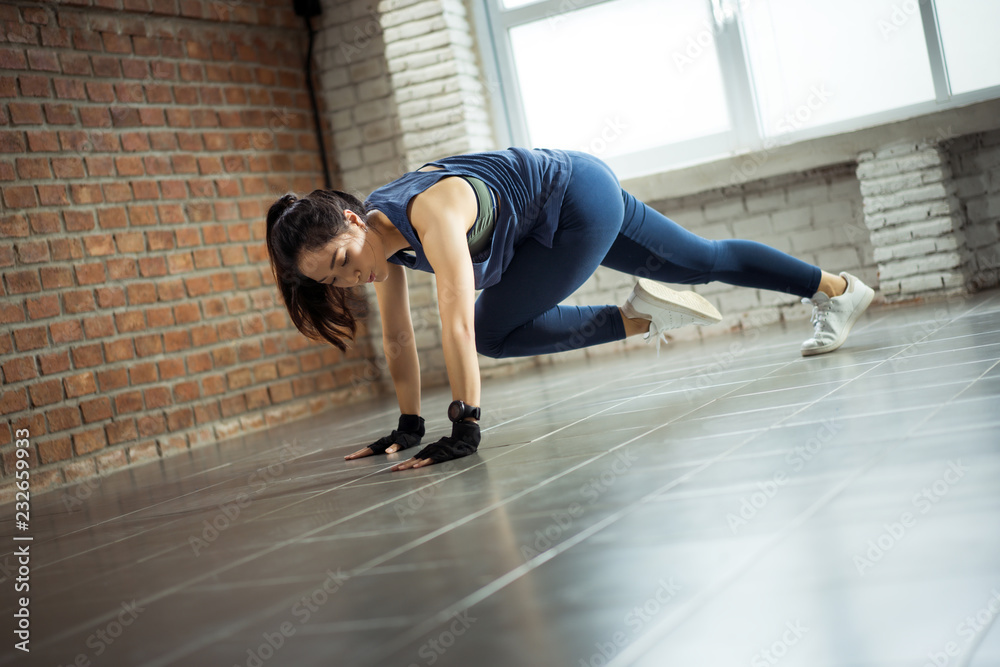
[3,289,1000,667]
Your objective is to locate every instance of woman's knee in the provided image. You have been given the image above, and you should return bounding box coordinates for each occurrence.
[473,319,506,359]
[476,338,505,359]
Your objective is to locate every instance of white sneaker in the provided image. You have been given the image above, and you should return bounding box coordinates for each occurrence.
[623,278,723,355]
[800,271,875,357]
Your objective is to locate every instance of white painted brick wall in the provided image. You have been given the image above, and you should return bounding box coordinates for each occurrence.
[856,140,973,300]
[317,1,407,195]
[298,0,511,397]
[947,129,1000,291]
[732,214,771,238]
[315,0,449,400]
[855,146,943,180]
[771,207,813,233]
[745,190,787,214]
[376,0,534,383]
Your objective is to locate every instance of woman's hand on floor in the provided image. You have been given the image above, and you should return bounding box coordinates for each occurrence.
[389,421,481,471]
[345,414,425,460]
[345,442,404,459]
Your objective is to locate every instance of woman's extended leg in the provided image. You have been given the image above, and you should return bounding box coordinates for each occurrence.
[600,190,823,299]
[475,151,870,358]
[600,188,873,356]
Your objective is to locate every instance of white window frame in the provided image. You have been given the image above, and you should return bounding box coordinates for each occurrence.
[471,0,1000,180]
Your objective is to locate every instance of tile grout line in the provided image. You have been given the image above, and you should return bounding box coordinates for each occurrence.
[17,356,665,656]
[7,369,627,608]
[605,300,1000,665]
[12,294,992,664]
[370,293,998,664]
[136,339,824,667]
[613,353,1000,667]
[156,293,997,666]
[363,356,853,660]
[133,357,775,667]
[15,370,601,565]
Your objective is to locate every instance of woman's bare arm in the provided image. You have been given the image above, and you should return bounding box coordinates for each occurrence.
[375,262,421,415]
[344,262,421,459]
[391,177,481,470]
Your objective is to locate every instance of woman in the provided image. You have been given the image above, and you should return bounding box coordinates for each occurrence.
[265,148,874,470]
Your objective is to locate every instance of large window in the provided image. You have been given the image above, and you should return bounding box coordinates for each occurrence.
[740,0,936,137]
[476,0,1000,180]
[509,0,729,158]
[935,0,1000,95]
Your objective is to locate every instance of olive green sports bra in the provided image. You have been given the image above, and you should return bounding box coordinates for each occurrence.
[460,175,498,258]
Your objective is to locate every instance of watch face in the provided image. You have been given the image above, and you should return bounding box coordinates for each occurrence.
[448,401,462,421]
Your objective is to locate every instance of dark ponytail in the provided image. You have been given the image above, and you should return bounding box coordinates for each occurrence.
[265,189,372,352]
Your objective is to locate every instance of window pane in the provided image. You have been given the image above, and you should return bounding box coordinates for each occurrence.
[502,0,541,8]
[935,0,1000,95]
[508,0,730,158]
[741,0,936,137]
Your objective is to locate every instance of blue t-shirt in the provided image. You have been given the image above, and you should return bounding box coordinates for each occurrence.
[365,147,574,290]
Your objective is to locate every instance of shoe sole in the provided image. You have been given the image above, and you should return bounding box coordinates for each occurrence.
[801,284,875,357]
[631,278,722,327]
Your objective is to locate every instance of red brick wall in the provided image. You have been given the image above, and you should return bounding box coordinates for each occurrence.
[0,0,376,501]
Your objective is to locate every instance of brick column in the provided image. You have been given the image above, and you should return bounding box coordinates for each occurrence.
[856,141,972,301]
[378,0,495,169]
[373,0,520,384]
[319,0,407,195]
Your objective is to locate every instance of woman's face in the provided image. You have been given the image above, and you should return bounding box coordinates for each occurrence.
[297,211,384,288]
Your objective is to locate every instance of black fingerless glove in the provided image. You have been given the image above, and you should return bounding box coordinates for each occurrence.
[368,414,425,455]
[412,421,481,463]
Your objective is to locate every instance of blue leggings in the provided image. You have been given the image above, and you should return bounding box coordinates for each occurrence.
[474,151,822,358]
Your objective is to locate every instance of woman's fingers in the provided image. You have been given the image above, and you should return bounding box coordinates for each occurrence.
[344,446,374,460]
[389,458,413,471]
[390,456,435,471]
[346,442,406,460]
